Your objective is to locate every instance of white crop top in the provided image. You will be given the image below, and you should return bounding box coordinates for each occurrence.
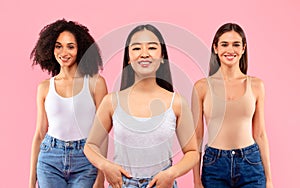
[45,75,96,141]
[112,92,177,178]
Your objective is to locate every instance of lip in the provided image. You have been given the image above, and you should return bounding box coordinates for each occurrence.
[59,56,71,62]
[224,54,236,60]
[138,60,152,67]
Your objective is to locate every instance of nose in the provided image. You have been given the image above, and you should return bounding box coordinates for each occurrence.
[227,44,234,53]
[60,47,68,56]
[140,46,149,58]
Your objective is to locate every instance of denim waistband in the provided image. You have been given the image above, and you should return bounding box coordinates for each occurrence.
[205,143,259,158]
[121,164,175,187]
[44,134,86,150]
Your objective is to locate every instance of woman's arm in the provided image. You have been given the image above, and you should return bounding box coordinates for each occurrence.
[29,80,49,188]
[90,74,108,188]
[148,94,199,188]
[251,77,273,188]
[191,79,206,188]
[84,94,131,188]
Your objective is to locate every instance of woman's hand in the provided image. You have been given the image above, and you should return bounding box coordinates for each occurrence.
[147,169,175,188]
[102,162,131,188]
[266,180,274,188]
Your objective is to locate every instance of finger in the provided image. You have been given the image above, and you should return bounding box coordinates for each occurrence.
[147,177,157,188]
[112,183,121,188]
[120,168,131,178]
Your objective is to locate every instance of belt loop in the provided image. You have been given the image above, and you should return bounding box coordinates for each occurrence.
[217,149,221,158]
[240,148,244,158]
[51,137,55,147]
[77,140,80,150]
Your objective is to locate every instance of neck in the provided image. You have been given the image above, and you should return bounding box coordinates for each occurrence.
[219,65,244,81]
[57,66,81,80]
[133,77,158,92]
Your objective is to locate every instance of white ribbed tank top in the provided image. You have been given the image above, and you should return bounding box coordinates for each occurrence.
[45,75,96,141]
[112,92,177,178]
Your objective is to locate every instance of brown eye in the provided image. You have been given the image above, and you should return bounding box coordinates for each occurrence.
[132,47,141,51]
[55,45,62,49]
[68,45,75,50]
[149,47,157,50]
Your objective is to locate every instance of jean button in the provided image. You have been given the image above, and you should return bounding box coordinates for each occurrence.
[231,151,235,155]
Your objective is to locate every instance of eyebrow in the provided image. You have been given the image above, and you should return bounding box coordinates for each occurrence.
[219,41,242,43]
[55,42,77,45]
[130,42,159,46]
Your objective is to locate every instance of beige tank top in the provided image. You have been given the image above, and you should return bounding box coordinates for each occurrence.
[203,76,256,149]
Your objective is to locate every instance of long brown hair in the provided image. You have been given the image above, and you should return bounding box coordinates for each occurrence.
[209,23,248,76]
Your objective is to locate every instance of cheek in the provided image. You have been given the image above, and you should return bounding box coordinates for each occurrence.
[72,50,78,57]
[150,51,162,59]
[53,49,59,56]
[216,48,226,55]
[129,51,139,60]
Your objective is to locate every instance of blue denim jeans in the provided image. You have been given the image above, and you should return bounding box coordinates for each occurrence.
[108,165,178,188]
[201,143,266,188]
[37,134,97,188]
[113,176,178,188]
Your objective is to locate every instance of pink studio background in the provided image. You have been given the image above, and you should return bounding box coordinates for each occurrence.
[0,0,299,187]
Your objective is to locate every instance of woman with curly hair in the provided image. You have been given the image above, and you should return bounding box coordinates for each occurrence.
[29,19,107,188]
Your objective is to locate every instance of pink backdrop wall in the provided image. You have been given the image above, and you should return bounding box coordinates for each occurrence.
[0,0,299,187]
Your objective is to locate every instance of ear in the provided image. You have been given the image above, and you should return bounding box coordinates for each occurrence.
[161,55,164,64]
[242,44,246,54]
[213,44,218,54]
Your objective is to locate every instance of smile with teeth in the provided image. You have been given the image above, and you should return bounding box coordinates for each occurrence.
[138,60,152,66]
[224,54,236,60]
[59,56,71,62]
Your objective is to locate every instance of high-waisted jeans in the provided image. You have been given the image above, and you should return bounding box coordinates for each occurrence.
[37,134,97,188]
[201,143,266,188]
[108,164,178,188]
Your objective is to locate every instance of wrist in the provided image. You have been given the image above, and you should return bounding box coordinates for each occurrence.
[193,178,202,184]
[165,167,178,180]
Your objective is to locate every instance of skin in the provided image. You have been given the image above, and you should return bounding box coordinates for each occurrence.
[84,29,199,188]
[29,31,108,188]
[192,31,273,188]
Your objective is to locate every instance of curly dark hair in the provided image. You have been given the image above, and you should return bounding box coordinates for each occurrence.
[30,19,102,76]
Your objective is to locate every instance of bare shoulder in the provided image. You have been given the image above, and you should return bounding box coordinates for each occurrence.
[172,93,190,116]
[101,93,114,106]
[194,78,209,91]
[90,74,106,83]
[193,78,209,99]
[249,76,265,98]
[37,79,50,98]
[98,92,115,114]
[89,74,107,88]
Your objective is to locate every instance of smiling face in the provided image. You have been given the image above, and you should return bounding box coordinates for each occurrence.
[54,31,78,68]
[214,30,246,69]
[128,29,163,79]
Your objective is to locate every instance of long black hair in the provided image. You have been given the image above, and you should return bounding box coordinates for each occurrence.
[120,24,173,92]
[30,19,102,76]
[209,23,248,76]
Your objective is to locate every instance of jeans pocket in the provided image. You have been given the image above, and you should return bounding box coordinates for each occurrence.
[40,142,51,153]
[244,150,262,165]
[203,152,217,166]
